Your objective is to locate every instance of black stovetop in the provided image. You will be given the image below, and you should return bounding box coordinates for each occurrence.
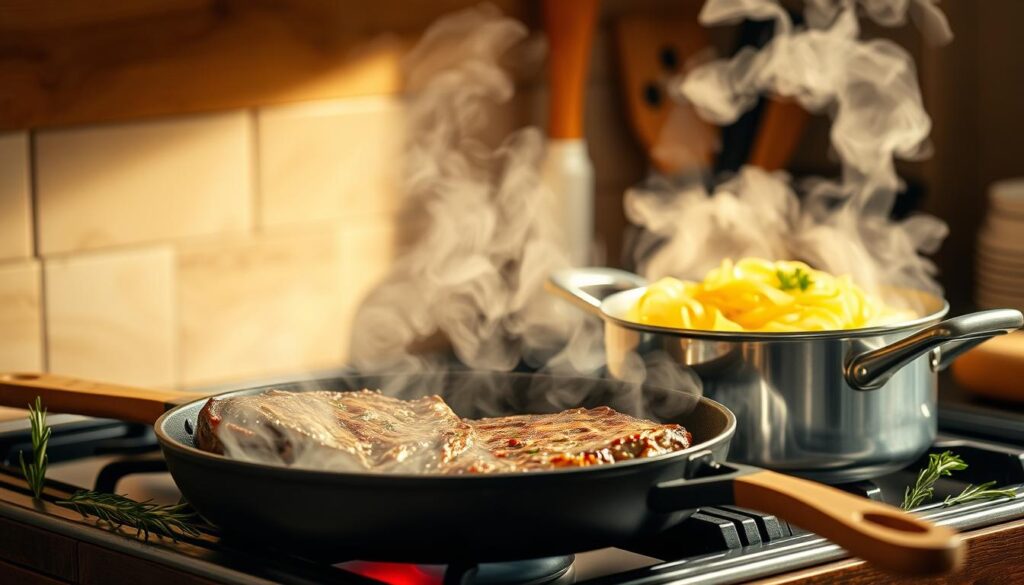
[0,375,1022,585]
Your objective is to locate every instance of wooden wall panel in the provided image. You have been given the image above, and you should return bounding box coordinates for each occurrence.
[0,0,526,130]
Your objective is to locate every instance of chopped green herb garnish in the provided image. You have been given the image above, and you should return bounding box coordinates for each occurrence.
[776,267,813,292]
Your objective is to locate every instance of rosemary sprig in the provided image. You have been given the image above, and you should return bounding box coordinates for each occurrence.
[902,451,1017,510]
[776,267,813,292]
[943,481,1017,508]
[902,451,966,510]
[58,491,202,542]
[18,396,51,499]
[17,395,202,541]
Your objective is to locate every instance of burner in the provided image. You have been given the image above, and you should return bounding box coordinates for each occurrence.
[343,557,576,585]
[838,480,883,501]
[95,451,169,492]
[446,556,575,585]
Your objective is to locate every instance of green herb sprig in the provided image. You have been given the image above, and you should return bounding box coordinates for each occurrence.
[58,491,201,542]
[19,396,51,499]
[776,267,813,292]
[943,481,1017,508]
[901,451,1017,510]
[19,396,202,542]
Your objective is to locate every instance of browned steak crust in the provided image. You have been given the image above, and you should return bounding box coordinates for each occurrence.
[458,407,692,472]
[195,390,691,473]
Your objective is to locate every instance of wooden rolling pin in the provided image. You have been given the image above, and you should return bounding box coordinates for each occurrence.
[952,331,1024,403]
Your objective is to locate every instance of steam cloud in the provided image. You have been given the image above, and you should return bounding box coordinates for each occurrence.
[349,4,699,389]
[632,0,950,306]
[213,7,705,473]
[349,6,581,374]
[211,375,702,473]
[212,1,958,474]
[212,1,957,473]
[351,0,954,375]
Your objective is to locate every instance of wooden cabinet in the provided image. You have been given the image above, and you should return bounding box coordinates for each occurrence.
[0,517,219,584]
[0,516,77,581]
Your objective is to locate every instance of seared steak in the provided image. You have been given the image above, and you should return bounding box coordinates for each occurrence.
[196,390,475,472]
[195,390,692,473]
[460,407,692,472]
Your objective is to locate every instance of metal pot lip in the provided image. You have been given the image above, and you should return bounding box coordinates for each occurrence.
[154,384,737,485]
[601,292,951,342]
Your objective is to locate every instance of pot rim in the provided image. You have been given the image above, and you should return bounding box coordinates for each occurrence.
[600,288,951,342]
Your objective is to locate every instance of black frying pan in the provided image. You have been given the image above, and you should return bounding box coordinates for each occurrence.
[0,371,962,575]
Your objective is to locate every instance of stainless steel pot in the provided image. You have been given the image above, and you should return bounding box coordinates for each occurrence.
[548,267,1024,483]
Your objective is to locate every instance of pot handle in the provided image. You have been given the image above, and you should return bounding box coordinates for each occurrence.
[649,463,964,575]
[545,267,648,316]
[0,372,192,424]
[845,309,1023,391]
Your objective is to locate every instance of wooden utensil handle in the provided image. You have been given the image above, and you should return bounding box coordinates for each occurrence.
[543,0,598,139]
[735,470,965,575]
[0,372,192,424]
[747,98,808,171]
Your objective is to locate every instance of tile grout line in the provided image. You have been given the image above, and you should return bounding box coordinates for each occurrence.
[27,131,49,373]
[249,108,262,235]
[171,244,182,391]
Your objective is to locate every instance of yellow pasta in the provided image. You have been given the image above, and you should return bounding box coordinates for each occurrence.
[627,258,913,332]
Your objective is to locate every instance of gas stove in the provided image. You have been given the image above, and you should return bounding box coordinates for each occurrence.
[0,376,1022,585]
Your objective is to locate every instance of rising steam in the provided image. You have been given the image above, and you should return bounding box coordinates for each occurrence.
[212,1,959,474]
[210,373,702,473]
[631,0,951,307]
[348,5,580,374]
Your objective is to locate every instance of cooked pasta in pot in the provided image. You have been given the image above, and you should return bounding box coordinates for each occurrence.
[628,258,915,332]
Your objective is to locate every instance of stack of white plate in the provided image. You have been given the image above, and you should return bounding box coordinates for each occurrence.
[976,178,1024,310]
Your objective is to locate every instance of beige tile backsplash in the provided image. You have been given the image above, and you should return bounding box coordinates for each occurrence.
[337,218,400,361]
[35,112,253,255]
[45,246,176,388]
[0,260,43,372]
[0,260,41,421]
[177,229,348,387]
[0,133,33,261]
[6,67,608,388]
[9,97,416,389]
[258,97,404,229]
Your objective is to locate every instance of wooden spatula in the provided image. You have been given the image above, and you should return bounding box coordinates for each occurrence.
[614,13,718,176]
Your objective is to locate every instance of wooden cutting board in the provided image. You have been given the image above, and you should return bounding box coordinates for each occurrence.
[952,331,1024,403]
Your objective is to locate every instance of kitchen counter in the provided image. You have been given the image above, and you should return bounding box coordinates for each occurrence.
[0,461,1022,584]
[755,519,1024,584]
[1,373,1022,584]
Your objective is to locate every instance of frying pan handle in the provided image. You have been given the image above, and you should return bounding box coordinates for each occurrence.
[650,466,964,575]
[546,267,648,317]
[0,372,192,424]
[845,309,1023,391]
